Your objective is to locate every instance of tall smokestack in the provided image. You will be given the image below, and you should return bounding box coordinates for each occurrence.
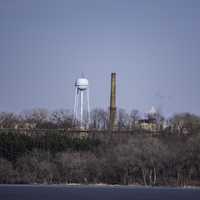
[109,72,116,130]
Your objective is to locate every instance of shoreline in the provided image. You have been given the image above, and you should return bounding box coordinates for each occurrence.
[0,183,200,190]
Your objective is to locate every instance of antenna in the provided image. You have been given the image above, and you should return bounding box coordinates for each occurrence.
[81,72,85,78]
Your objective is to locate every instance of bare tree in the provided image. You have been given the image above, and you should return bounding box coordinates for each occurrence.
[117,108,129,130]
[170,113,200,135]
[129,109,140,129]
[21,108,50,129]
[0,158,17,183]
[0,112,19,128]
[50,109,73,129]
[90,109,108,130]
[112,136,169,186]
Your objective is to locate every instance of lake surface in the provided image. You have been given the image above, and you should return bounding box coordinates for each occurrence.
[0,185,200,200]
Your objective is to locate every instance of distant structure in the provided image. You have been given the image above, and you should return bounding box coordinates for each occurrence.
[109,72,117,130]
[148,106,157,116]
[73,76,90,129]
[137,106,162,132]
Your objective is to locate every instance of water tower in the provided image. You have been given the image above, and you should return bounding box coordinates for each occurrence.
[73,76,90,129]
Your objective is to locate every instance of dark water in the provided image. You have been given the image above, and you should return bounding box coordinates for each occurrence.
[0,185,200,200]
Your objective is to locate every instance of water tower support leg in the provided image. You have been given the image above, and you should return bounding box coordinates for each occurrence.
[73,87,78,124]
[87,88,90,127]
[80,91,84,128]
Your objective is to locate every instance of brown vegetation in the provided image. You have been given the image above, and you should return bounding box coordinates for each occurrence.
[0,109,200,186]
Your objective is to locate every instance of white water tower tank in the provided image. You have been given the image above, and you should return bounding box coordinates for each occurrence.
[75,78,89,90]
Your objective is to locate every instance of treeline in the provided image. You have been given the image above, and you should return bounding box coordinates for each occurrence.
[0,108,200,186]
[1,132,200,186]
[1,108,200,133]
[0,132,100,161]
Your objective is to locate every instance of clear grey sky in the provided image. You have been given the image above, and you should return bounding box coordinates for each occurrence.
[0,0,200,117]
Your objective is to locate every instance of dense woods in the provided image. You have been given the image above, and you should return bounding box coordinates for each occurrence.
[0,109,200,186]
